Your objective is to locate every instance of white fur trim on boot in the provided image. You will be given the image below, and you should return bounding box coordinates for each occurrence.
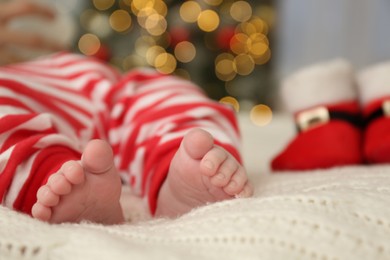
[357,61,390,106]
[282,59,357,113]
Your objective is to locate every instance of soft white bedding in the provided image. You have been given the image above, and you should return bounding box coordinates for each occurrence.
[1,113,390,260]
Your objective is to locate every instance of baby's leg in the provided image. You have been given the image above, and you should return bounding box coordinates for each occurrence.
[32,139,123,224]
[0,53,121,220]
[108,70,253,217]
[156,128,253,217]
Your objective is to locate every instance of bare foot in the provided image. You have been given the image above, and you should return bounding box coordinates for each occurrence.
[155,128,253,217]
[31,140,124,224]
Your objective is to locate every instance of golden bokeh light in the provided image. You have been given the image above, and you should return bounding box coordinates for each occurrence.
[93,0,115,11]
[153,0,168,17]
[253,48,271,65]
[250,104,273,126]
[155,53,177,74]
[216,61,236,81]
[234,54,255,75]
[119,0,131,9]
[130,0,167,16]
[86,0,272,84]
[131,0,154,14]
[174,41,196,63]
[197,10,220,32]
[250,41,269,57]
[215,53,237,81]
[249,17,267,34]
[249,33,269,46]
[78,33,101,56]
[249,33,269,56]
[219,96,240,112]
[230,1,252,22]
[230,33,250,55]
[215,52,235,64]
[146,45,166,66]
[109,10,132,32]
[180,1,202,23]
[236,22,257,36]
[136,7,156,28]
[145,14,167,36]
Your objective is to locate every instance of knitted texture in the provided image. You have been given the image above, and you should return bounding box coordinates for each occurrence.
[1,166,390,260]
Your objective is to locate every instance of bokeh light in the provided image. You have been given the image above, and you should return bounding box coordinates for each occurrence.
[250,104,273,126]
[145,14,167,36]
[249,33,269,54]
[93,0,115,11]
[230,33,250,55]
[253,48,271,65]
[215,53,237,81]
[154,53,177,74]
[78,33,101,56]
[119,0,131,9]
[219,96,240,112]
[153,0,168,17]
[197,10,220,32]
[236,22,257,36]
[131,0,154,15]
[174,41,196,63]
[146,45,166,66]
[82,0,273,102]
[249,17,267,34]
[234,54,255,75]
[137,7,156,28]
[180,1,202,23]
[230,1,252,22]
[109,10,132,32]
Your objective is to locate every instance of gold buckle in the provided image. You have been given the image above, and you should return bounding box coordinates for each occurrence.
[382,100,390,117]
[297,106,330,131]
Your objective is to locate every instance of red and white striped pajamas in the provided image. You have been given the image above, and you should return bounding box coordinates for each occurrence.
[0,52,242,215]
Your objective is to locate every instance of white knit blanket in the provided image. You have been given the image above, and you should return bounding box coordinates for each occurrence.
[1,114,390,260]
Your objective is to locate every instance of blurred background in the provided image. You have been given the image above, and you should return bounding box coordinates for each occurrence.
[6,0,390,126]
[71,0,276,118]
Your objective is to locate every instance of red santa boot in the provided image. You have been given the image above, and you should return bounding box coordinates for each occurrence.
[271,59,364,171]
[357,62,390,164]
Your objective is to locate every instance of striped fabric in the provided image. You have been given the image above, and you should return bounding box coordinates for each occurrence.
[0,52,241,215]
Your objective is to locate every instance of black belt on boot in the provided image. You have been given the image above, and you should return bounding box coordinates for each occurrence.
[296,106,362,132]
[365,100,390,125]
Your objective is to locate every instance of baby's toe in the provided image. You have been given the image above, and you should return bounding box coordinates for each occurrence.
[223,166,248,195]
[31,202,52,221]
[47,173,72,195]
[210,158,239,187]
[237,182,254,198]
[61,161,84,185]
[36,185,59,207]
[200,146,228,176]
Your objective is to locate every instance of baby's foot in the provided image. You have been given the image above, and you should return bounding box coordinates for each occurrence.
[155,128,253,217]
[31,140,124,224]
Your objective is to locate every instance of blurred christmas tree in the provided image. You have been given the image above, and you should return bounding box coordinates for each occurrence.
[76,0,275,112]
